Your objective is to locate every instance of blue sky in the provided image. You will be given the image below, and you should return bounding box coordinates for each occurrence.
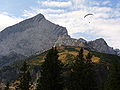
[0,0,120,49]
[0,0,119,17]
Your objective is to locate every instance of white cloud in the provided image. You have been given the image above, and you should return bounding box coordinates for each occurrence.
[22,0,120,49]
[102,1,111,5]
[1,0,120,49]
[39,1,72,8]
[71,0,85,9]
[0,12,23,31]
[23,8,65,18]
[89,1,100,6]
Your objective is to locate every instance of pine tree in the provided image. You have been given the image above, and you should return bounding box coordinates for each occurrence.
[66,49,98,90]
[67,48,86,90]
[4,82,9,90]
[82,52,98,90]
[19,61,31,90]
[36,47,63,90]
[104,60,120,90]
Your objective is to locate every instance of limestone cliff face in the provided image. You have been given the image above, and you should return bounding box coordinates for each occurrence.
[54,35,89,49]
[0,14,68,57]
[88,38,116,54]
[55,36,119,56]
[115,49,120,56]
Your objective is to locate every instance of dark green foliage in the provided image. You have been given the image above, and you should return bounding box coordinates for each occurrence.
[104,60,120,90]
[67,48,86,90]
[79,48,84,60]
[83,52,98,90]
[18,61,31,90]
[1,46,120,90]
[67,49,98,90]
[65,47,78,52]
[36,47,63,90]
[92,51,120,64]
[86,52,92,62]
[4,82,9,90]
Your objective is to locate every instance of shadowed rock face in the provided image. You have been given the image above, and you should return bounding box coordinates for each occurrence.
[0,13,68,57]
[55,36,120,56]
[115,49,120,56]
[54,35,87,47]
[78,38,87,43]
[88,38,116,54]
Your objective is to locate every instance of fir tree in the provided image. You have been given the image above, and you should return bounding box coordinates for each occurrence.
[67,50,98,90]
[67,48,86,90]
[104,60,120,90]
[4,82,9,90]
[36,47,63,90]
[19,61,31,90]
[83,52,98,90]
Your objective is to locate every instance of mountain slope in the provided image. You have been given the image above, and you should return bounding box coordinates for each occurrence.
[88,38,116,54]
[0,14,68,66]
[54,35,87,47]
[0,46,120,83]
[0,14,68,57]
[0,13,119,67]
[55,36,120,56]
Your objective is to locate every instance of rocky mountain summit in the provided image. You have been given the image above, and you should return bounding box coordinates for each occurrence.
[0,14,67,57]
[55,36,120,56]
[88,38,116,54]
[78,38,87,43]
[0,13,119,66]
[54,35,87,47]
[0,14,68,66]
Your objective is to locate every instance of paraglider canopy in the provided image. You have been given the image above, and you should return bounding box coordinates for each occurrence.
[84,14,94,18]
[84,14,94,23]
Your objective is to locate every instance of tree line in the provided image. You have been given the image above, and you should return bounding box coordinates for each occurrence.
[5,47,120,90]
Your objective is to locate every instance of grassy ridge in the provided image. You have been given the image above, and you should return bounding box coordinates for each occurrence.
[0,46,120,83]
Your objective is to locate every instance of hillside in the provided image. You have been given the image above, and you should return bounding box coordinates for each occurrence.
[0,46,120,87]
[0,13,120,68]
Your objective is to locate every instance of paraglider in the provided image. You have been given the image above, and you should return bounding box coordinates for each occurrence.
[84,14,94,18]
[84,14,94,23]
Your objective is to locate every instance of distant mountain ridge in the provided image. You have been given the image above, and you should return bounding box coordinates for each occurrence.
[88,38,117,54]
[55,36,120,56]
[0,13,119,67]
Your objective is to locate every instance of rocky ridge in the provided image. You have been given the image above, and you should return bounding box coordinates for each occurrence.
[54,35,87,47]
[0,13,68,66]
[55,36,120,56]
[0,14,68,57]
[0,13,119,67]
[88,38,116,54]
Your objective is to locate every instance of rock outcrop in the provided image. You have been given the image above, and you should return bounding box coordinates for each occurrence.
[0,14,68,57]
[0,13,68,66]
[55,36,119,56]
[88,38,116,54]
[78,38,87,43]
[54,35,87,48]
[115,49,120,56]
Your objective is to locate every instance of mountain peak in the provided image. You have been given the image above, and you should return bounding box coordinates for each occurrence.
[96,38,105,41]
[92,38,108,46]
[78,38,87,43]
[29,13,45,22]
[0,13,68,57]
[88,38,116,54]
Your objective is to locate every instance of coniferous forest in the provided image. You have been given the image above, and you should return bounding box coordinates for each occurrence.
[1,46,120,90]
